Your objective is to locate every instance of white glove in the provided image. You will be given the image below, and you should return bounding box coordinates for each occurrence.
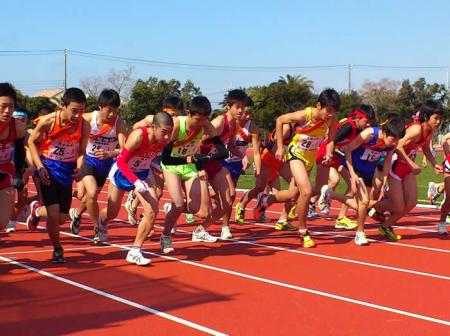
[134,180,149,193]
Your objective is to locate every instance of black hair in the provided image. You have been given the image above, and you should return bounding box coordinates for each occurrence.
[318,88,340,110]
[153,111,174,127]
[163,96,184,111]
[418,99,443,122]
[381,114,405,138]
[0,82,17,104]
[14,103,29,114]
[289,102,305,112]
[246,96,254,108]
[98,89,120,108]
[226,89,249,106]
[189,96,212,116]
[62,87,87,106]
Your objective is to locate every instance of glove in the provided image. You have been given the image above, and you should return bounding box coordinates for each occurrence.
[133,180,149,193]
[13,175,25,191]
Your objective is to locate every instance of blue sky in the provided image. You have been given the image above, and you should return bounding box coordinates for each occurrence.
[2,0,450,104]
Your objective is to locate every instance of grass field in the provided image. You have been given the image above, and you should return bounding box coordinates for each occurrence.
[236,153,445,205]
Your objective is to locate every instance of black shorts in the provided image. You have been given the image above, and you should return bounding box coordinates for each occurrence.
[81,161,109,187]
[40,180,73,214]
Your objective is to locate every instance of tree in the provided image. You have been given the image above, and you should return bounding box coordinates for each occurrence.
[338,90,363,120]
[359,79,400,120]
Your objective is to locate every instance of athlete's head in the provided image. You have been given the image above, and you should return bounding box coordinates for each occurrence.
[152,111,174,144]
[418,99,443,130]
[0,83,17,123]
[61,87,86,125]
[97,89,120,122]
[162,96,184,118]
[12,104,29,124]
[242,96,254,122]
[350,104,375,130]
[38,104,55,117]
[380,114,405,146]
[316,88,340,119]
[226,89,248,121]
[187,96,212,131]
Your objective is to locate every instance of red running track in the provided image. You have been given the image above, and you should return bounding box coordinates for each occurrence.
[1,181,449,335]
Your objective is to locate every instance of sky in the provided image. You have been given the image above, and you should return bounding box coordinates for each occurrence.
[1,0,450,105]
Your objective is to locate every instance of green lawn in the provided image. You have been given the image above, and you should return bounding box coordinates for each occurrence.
[236,153,445,204]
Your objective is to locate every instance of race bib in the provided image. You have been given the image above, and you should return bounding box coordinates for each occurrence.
[360,148,383,162]
[47,140,79,162]
[86,136,118,156]
[172,142,199,157]
[296,135,324,151]
[128,156,153,172]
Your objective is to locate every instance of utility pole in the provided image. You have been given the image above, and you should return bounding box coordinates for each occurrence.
[64,48,67,90]
[348,64,352,93]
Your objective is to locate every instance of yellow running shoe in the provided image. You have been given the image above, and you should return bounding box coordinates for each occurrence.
[301,234,316,248]
[185,213,195,223]
[379,226,402,241]
[275,220,298,231]
[288,205,297,220]
[235,202,245,225]
[335,216,357,230]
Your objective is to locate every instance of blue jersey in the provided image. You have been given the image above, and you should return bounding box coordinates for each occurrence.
[351,127,393,179]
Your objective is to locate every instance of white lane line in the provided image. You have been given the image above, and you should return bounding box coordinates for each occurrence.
[43,235,450,327]
[0,255,228,336]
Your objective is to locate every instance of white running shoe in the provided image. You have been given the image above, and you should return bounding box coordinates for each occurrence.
[192,229,218,242]
[438,222,448,235]
[160,234,174,254]
[220,226,233,240]
[6,220,16,233]
[69,208,81,235]
[163,203,178,234]
[126,249,151,266]
[354,231,369,245]
[318,185,332,215]
[427,182,440,205]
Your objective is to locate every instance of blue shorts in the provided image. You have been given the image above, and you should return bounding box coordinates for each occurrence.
[109,163,150,191]
[41,157,76,187]
[82,156,114,187]
[222,160,244,180]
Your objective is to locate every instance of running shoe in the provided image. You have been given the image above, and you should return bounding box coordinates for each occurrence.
[354,231,369,245]
[307,204,320,219]
[300,232,315,248]
[368,208,386,223]
[275,220,298,231]
[253,192,267,220]
[163,203,178,234]
[235,202,245,225]
[93,222,108,245]
[126,248,151,266]
[427,182,440,205]
[192,229,218,242]
[288,204,297,220]
[220,226,233,240]
[318,185,332,215]
[335,216,357,230]
[6,220,16,233]
[69,208,81,235]
[52,248,66,263]
[185,213,195,223]
[258,214,271,223]
[26,200,41,231]
[160,234,174,254]
[438,222,448,235]
[379,225,401,241]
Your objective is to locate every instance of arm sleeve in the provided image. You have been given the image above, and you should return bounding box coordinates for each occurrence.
[14,137,26,175]
[116,147,139,184]
[334,123,353,144]
[161,141,189,165]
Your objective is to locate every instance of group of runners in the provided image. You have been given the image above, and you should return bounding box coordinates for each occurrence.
[0,82,447,265]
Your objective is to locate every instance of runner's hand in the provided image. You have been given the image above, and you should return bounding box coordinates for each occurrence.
[198,169,208,181]
[72,168,82,182]
[275,147,285,162]
[94,148,110,160]
[38,167,51,185]
[434,163,443,175]
[134,180,149,193]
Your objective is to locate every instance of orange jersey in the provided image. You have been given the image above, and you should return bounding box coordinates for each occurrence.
[40,110,83,163]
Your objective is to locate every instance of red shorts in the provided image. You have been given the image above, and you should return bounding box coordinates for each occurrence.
[0,163,14,189]
[443,154,450,175]
[316,142,341,169]
[261,148,283,182]
[390,159,412,180]
[203,160,222,180]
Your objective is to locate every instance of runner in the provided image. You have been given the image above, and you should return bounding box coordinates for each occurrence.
[27,87,90,263]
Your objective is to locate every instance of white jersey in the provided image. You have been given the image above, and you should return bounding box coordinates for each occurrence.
[226,120,252,162]
[86,110,119,158]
